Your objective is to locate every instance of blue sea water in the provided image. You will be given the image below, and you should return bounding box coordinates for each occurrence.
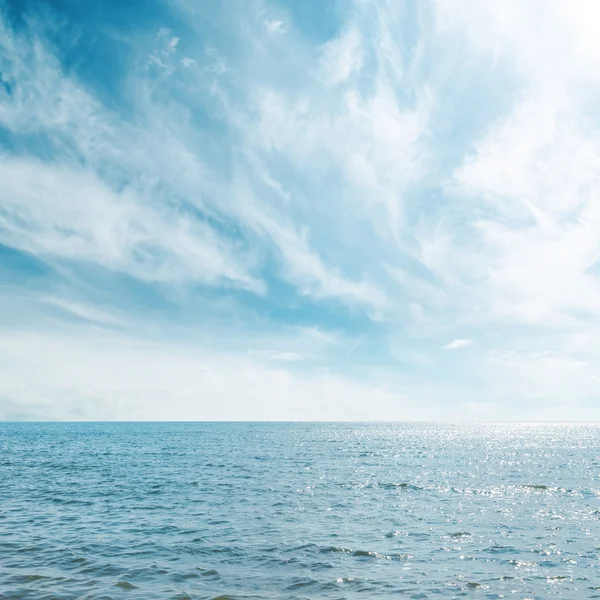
[1,422,600,599]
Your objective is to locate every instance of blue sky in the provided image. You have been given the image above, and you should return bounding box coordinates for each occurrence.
[2,0,600,420]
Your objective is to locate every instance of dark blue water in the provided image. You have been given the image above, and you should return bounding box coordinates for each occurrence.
[1,423,600,599]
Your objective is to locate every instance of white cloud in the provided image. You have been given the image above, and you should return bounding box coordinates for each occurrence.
[442,339,473,350]
[1,8,392,314]
[265,19,286,34]
[248,83,429,233]
[254,213,388,312]
[1,11,381,309]
[478,346,600,420]
[211,1,431,246]
[249,350,302,362]
[230,177,389,313]
[319,26,363,84]
[0,157,262,291]
[203,47,228,73]
[0,328,418,421]
[300,327,342,346]
[43,297,124,326]
[437,0,600,330]
[434,0,600,85]
[166,36,179,52]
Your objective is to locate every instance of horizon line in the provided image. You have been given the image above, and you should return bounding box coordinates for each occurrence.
[2,420,599,424]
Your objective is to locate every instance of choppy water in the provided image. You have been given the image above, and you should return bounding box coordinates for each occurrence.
[1,423,600,599]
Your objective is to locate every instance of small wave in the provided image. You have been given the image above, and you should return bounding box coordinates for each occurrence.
[506,559,538,567]
[384,530,407,538]
[77,563,125,577]
[172,572,201,581]
[286,577,319,590]
[378,482,423,491]
[115,580,137,590]
[352,549,387,558]
[317,546,399,560]
[10,574,52,583]
[198,568,220,577]
[50,497,93,506]
[353,550,411,560]
[291,543,318,552]
[482,545,518,554]
[450,531,472,538]
[319,546,352,555]
[344,481,422,491]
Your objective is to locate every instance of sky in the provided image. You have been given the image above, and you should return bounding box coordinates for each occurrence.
[2,0,600,421]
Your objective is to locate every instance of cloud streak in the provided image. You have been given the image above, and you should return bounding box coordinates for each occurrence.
[442,339,473,351]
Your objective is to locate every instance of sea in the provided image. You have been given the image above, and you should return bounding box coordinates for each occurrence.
[1,422,599,599]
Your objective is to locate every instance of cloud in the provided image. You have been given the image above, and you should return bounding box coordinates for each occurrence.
[435,0,600,331]
[0,157,263,291]
[147,28,181,73]
[43,297,124,326]
[319,26,363,84]
[442,339,473,351]
[0,327,419,421]
[300,327,342,346]
[243,201,389,312]
[249,350,302,362]
[0,14,262,291]
[0,8,380,309]
[265,19,286,34]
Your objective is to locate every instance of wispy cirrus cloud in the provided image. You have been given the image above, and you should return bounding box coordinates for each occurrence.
[0,7,383,311]
[434,0,600,324]
[0,157,263,290]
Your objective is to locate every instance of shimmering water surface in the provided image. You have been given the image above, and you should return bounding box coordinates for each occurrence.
[1,423,600,599]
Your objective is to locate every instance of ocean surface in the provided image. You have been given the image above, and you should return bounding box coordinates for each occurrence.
[1,423,599,599]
